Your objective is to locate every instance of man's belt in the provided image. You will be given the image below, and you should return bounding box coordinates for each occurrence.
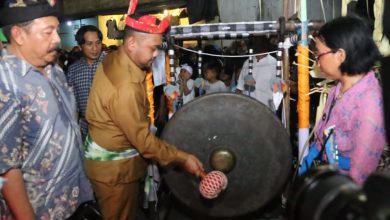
[84,134,139,161]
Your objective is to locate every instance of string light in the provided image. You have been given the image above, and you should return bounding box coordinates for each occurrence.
[174,44,278,58]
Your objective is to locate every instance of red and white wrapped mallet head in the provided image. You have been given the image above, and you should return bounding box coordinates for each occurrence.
[199,171,228,199]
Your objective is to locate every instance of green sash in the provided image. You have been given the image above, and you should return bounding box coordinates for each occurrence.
[84,134,139,161]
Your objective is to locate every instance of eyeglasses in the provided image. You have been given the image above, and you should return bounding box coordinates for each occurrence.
[315,50,335,62]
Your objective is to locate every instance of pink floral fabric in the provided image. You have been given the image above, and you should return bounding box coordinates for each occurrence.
[314,71,386,185]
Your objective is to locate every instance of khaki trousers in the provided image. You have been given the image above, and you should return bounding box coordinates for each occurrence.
[90,179,140,220]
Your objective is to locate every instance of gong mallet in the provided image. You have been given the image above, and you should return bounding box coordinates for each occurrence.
[198,170,228,199]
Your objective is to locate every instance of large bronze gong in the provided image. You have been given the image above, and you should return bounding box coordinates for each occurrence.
[161,93,292,218]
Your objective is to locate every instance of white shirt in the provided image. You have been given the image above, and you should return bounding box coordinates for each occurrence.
[182,79,195,104]
[205,80,229,94]
[152,51,166,87]
[237,55,277,108]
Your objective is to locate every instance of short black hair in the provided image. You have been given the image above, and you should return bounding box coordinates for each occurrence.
[317,16,380,76]
[122,25,138,40]
[203,60,222,77]
[75,25,103,46]
[248,36,271,53]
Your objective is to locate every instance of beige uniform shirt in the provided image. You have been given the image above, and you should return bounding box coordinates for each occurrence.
[85,48,188,183]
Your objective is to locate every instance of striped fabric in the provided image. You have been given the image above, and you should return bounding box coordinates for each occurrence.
[168,48,183,111]
[276,42,283,78]
[168,49,176,85]
[170,21,277,39]
[248,48,254,76]
[198,50,203,77]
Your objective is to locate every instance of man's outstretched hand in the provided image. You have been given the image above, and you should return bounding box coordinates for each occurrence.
[182,154,205,178]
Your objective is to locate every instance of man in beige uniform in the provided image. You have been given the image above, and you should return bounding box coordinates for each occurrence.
[84,2,204,219]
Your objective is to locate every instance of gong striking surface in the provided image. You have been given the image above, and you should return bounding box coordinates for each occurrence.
[161,93,292,218]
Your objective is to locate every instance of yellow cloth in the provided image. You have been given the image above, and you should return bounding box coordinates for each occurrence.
[374,0,390,56]
[297,45,310,128]
[315,84,329,124]
[85,47,188,183]
[341,0,353,16]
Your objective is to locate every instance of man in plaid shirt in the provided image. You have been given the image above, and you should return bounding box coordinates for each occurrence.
[67,25,106,141]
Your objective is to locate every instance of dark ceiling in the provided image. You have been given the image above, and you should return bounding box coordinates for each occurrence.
[61,0,186,20]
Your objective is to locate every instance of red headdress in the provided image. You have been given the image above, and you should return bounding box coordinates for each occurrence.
[125,0,170,34]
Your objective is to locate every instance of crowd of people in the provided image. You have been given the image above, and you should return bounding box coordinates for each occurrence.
[0,1,203,219]
[0,0,389,219]
[175,36,279,111]
[57,41,118,73]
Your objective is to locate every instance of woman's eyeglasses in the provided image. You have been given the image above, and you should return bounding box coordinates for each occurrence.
[311,31,337,62]
[314,50,335,62]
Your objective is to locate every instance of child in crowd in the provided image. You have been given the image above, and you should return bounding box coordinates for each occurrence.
[220,70,235,92]
[179,64,195,104]
[203,60,229,94]
[224,40,248,93]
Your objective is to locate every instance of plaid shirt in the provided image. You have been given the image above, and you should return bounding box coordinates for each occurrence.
[67,52,106,139]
